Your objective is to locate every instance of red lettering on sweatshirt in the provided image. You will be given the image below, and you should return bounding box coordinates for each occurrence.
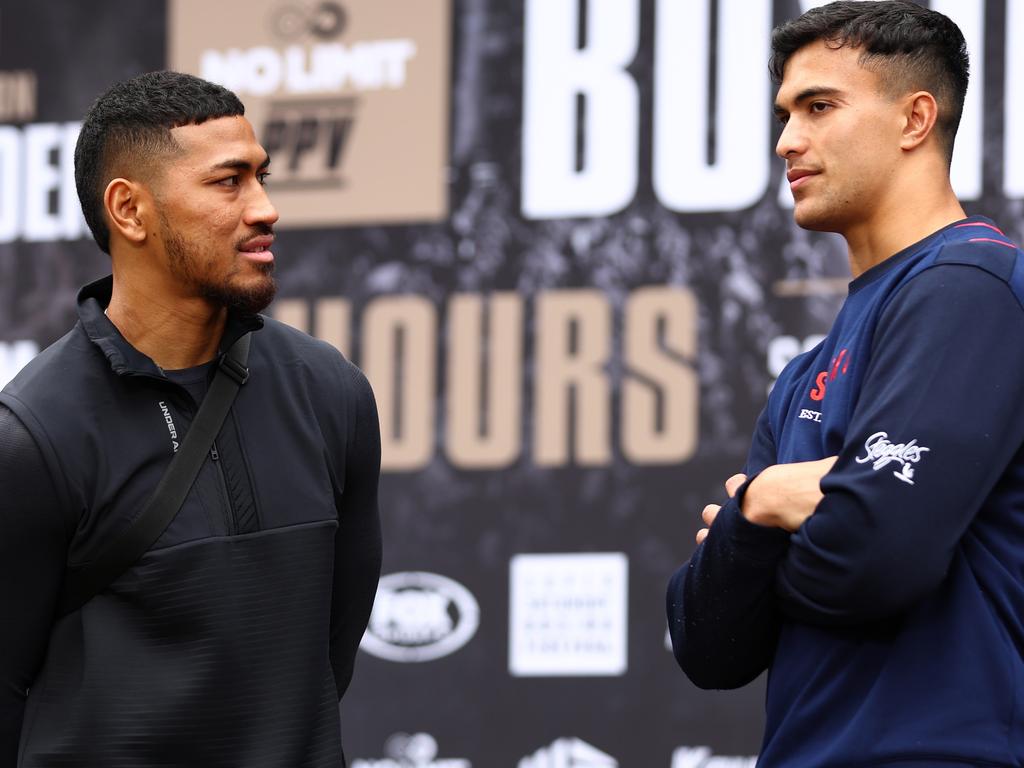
[810,348,851,402]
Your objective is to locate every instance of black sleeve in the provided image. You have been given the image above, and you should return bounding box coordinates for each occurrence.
[328,365,382,700]
[777,263,1024,625]
[666,405,790,689]
[0,404,67,765]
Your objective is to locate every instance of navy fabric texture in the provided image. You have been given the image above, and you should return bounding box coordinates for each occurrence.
[667,217,1024,766]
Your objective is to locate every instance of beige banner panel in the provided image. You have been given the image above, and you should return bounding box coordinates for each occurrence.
[168,0,451,228]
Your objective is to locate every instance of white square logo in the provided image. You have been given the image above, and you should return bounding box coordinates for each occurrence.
[509,553,628,677]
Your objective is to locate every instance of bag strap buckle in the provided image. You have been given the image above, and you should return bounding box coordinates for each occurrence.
[220,354,250,386]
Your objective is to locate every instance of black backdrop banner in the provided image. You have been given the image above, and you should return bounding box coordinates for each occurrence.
[0,1,1018,765]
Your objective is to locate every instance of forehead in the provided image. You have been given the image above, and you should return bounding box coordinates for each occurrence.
[168,115,266,170]
[775,40,882,105]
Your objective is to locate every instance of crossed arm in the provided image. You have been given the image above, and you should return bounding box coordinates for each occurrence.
[695,456,837,545]
[669,264,1024,690]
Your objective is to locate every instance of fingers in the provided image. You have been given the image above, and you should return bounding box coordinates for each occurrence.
[724,473,747,498]
[696,503,721,544]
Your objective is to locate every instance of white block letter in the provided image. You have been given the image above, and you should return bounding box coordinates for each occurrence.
[654,0,771,212]
[522,0,639,218]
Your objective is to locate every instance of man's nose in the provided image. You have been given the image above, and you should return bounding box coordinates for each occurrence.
[775,119,806,159]
[246,182,280,228]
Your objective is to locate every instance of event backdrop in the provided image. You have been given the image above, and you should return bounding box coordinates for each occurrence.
[1,0,1021,765]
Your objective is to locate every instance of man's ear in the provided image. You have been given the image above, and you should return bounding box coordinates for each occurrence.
[104,178,151,246]
[900,91,940,152]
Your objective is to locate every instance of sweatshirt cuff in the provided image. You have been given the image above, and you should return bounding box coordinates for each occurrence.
[713,476,791,563]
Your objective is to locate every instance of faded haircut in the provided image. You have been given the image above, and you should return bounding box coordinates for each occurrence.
[770,0,969,164]
[74,71,245,254]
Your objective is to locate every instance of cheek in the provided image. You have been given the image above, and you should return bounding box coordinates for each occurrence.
[206,213,237,234]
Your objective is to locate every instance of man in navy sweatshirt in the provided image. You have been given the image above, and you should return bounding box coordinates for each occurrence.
[667,2,1024,765]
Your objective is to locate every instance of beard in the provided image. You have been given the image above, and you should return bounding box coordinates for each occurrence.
[163,222,277,314]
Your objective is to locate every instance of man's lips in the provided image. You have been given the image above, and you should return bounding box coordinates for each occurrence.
[787,168,819,190]
[239,235,275,263]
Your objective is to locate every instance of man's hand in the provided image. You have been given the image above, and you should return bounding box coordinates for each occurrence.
[695,473,747,544]
[742,456,837,531]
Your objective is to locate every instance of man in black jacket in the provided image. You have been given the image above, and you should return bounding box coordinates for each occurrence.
[0,71,382,767]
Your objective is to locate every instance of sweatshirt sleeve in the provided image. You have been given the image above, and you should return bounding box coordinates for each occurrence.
[0,404,67,766]
[328,362,383,700]
[666,403,791,689]
[776,261,1024,625]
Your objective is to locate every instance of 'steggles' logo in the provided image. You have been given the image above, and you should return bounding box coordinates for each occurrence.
[855,431,930,485]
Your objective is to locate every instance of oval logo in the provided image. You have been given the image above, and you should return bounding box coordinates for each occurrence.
[360,572,480,662]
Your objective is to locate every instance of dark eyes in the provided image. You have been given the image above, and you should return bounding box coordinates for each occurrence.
[216,172,271,187]
[776,102,832,125]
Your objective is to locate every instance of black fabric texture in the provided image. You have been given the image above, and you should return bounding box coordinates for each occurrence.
[56,334,252,617]
[0,275,382,767]
[23,522,342,768]
[0,406,66,767]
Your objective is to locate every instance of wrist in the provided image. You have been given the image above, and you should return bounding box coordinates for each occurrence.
[740,471,781,528]
[712,496,791,561]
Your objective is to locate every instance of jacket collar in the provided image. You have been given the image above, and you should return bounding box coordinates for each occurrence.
[77,275,264,377]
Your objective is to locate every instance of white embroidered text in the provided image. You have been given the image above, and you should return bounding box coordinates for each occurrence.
[855,431,929,485]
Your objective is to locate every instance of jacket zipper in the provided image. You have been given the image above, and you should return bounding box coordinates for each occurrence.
[210,440,237,535]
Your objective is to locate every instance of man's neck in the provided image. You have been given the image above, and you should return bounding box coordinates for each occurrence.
[105,274,227,371]
[843,182,967,278]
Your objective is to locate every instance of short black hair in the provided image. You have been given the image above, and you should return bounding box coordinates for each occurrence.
[770,0,969,163]
[74,71,245,254]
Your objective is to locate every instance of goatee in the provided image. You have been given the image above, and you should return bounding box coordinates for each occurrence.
[164,223,278,314]
[199,263,277,315]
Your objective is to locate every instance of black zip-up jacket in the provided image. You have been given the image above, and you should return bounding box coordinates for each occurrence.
[0,276,382,767]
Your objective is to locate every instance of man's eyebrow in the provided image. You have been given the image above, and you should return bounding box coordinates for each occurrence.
[773,86,844,115]
[208,154,272,173]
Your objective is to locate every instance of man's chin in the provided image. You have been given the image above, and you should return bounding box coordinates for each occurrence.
[201,274,277,315]
[792,204,836,233]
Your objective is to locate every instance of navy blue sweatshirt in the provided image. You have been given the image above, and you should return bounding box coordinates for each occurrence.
[667,217,1024,766]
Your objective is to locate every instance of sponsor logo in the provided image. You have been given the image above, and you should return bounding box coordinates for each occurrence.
[855,431,930,485]
[810,347,851,402]
[518,738,617,768]
[158,401,180,453]
[269,1,349,42]
[509,553,628,677]
[360,571,479,662]
[672,746,757,768]
[352,732,470,768]
[798,408,821,423]
[168,0,451,228]
[199,38,418,97]
[259,96,357,192]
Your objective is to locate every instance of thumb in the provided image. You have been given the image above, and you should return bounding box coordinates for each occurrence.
[725,473,747,498]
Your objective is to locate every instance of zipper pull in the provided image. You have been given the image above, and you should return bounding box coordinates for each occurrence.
[210,442,220,461]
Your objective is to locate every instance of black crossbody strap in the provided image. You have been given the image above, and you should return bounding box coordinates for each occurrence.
[57,333,252,617]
